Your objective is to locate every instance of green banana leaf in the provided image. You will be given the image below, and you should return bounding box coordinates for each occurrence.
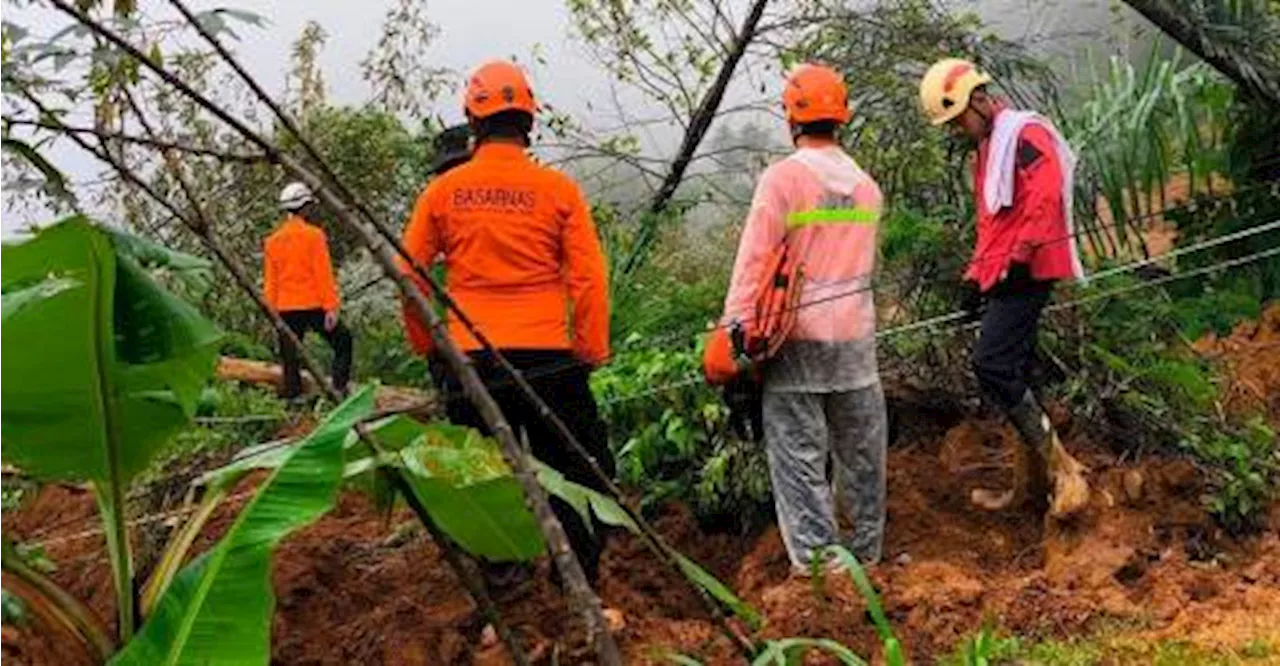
[367,417,545,562]
[104,226,215,296]
[202,416,547,562]
[2,216,223,639]
[1,216,222,483]
[204,416,756,624]
[536,462,764,630]
[110,387,375,666]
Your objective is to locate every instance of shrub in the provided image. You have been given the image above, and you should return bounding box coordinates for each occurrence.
[1183,418,1279,534]
[591,336,772,529]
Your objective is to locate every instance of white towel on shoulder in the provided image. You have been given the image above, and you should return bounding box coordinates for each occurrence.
[983,110,1087,282]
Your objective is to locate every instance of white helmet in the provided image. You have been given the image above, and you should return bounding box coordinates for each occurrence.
[279,181,315,212]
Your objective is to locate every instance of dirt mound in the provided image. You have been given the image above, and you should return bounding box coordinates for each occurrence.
[5,417,1278,665]
[1195,301,1280,428]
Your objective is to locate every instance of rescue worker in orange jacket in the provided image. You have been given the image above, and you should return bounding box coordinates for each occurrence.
[263,182,353,398]
[398,60,615,588]
[919,58,1089,518]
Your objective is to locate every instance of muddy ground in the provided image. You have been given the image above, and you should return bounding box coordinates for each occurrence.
[5,308,1279,665]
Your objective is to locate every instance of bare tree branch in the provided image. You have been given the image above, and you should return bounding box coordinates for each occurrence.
[3,117,268,163]
[647,0,770,215]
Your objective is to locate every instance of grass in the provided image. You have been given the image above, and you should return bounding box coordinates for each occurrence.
[942,624,1277,665]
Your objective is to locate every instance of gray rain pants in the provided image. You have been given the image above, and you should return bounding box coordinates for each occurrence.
[763,382,887,570]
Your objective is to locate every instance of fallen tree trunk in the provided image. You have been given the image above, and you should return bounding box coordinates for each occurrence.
[214,356,439,418]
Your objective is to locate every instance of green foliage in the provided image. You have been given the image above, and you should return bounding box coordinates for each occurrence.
[940,626,1021,666]
[1183,418,1279,534]
[1,476,37,512]
[1013,634,1257,665]
[598,203,731,344]
[1062,275,1230,419]
[789,0,1057,211]
[113,387,373,666]
[1241,639,1273,659]
[342,285,433,388]
[751,638,865,665]
[1,216,223,641]
[366,417,546,562]
[1067,44,1235,252]
[1,216,222,483]
[206,414,547,564]
[592,338,772,528]
[821,546,904,666]
[1052,271,1276,532]
[161,383,289,469]
[1166,185,1280,305]
[211,406,765,630]
[281,105,433,263]
[877,207,974,326]
[1,588,28,627]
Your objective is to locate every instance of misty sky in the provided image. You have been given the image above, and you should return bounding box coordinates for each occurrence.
[2,0,1140,233]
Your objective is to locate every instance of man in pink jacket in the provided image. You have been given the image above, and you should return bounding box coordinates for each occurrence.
[711,64,887,572]
[920,58,1089,518]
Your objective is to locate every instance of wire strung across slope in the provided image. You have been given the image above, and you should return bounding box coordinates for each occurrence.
[435,213,1280,404]
[340,179,1277,319]
[110,191,1270,476]
[595,233,1280,408]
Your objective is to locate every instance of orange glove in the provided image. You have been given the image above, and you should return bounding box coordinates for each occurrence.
[702,327,741,385]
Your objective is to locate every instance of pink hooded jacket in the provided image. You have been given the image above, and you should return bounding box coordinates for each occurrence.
[721,145,883,392]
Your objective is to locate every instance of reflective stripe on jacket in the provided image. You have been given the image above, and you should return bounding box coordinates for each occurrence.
[263,216,340,313]
[398,142,610,364]
[967,109,1081,292]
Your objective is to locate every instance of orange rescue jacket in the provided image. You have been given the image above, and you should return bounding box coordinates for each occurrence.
[263,215,340,313]
[399,142,610,365]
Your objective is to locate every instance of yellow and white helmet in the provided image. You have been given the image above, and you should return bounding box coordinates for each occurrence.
[918,58,993,126]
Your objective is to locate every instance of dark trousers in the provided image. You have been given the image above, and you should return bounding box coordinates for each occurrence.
[440,349,614,585]
[972,278,1053,409]
[278,308,353,398]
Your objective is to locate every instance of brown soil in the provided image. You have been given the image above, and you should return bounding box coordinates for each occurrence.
[5,384,1279,664]
[1194,302,1280,429]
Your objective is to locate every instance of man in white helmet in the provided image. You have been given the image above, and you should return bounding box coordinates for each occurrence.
[263,181,353,398]
[918,58,1089,518]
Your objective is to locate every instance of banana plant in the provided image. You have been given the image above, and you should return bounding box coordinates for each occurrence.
[2,216,223,642]
[3,217,370,665]
[111,388,374,665]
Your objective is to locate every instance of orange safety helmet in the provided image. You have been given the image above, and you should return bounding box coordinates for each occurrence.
[782,63,851,125]
[464,60,537,119]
